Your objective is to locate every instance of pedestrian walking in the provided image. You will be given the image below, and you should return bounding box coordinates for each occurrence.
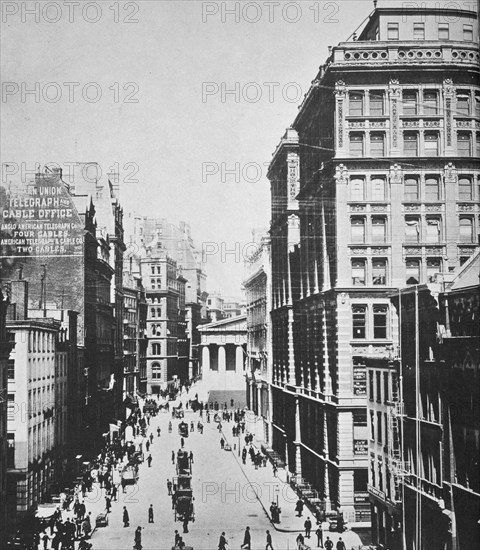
[149,433,154,444]
[336,538,346,550]
[295,498,304,517]
[111,485,118,501]
[157,427,161,437]
[146,440,150,452]
[172,450,175,464]
[180,437,185,448]
[273,461,278,477]
[315,524,324,548]
[240,526,251,549]
[218,532,228,550]
[42,533,49,550]
[105,495,111,513]
[220,438,225,449]
[189,451,194,464]
[174,530,181,546]
[265,529,274,550]
[183,517,189,533]
[324,536,333,550]
[147,454,152,467]
[304,517,312,538]
[167,479,173,495]
[148,504,154,523]
[123,506,129,527]
[134,526,142,549]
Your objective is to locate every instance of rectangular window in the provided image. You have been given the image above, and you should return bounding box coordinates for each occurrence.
[404,177,419,201]
[406,258,421,285]
[426,217,441,243]
[370,92,384,116]
[404,133,418,156]
[370,133,385,158]
[458,133,472,157]
[426,258,442,283]
[376,371,382,403]
[438,23,449,40]
[368,371,374,401]
[353,410,367,426]
[377,411,383,442]
[351,217,366,243]
[350,178,365,201]
[352,259,366,286]
[371,178,386,201]
[459,217,474,243]
[383,373,389,403]
[405,217,420,243]
[372,217,387,243]
[475,95,480,118]
[413,22,425,40]
[476,133,480,158]
[424,133,439,157]
[387,22,399,40]
[150,279,155,289]
[370,411,375,440]
[373,305,388,339]
[425,176,440,201]
[403,91,417,115]
[7,359,14,379]
[372,259,387,285]
[458,177,473,201]
[349,93,364,116]
[456,93,470,115]
[350,134,364,157]
[463,24,473,41]
[352,305,367,339]
[424,91,438,115]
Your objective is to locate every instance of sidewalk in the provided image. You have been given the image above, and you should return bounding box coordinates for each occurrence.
[220,425,365,549]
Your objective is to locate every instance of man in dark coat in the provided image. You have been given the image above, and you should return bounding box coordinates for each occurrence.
[304,517,312,538]
[295,498,304,517]
[123,506,129,527]
[148,504,154,523]
[167,479,173,495]
[218,532,228,550]
[240,526,251,549]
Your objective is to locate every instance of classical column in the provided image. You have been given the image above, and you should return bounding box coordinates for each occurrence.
[218,345,226,376]
[235,345,244,373]
[201,345,210,377]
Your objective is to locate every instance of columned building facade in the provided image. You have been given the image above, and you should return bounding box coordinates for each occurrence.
[268,5,478,524]
[198,315,247,391]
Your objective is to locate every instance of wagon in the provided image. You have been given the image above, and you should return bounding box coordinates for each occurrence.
[121,464,138,486]
[176,450,191,475]
[178,421,189,437]
[95,512,109,527]
[174,491,195,522]
[173,409,184,419]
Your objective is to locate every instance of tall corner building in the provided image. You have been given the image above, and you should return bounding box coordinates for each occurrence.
[267,5,479,524]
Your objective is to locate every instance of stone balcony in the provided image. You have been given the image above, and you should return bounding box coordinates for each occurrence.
[332,41,479,68]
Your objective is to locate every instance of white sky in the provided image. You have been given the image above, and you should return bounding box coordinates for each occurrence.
[0,0,471,295]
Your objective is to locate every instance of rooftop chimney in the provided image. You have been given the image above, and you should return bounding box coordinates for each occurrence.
[10,279,28,320]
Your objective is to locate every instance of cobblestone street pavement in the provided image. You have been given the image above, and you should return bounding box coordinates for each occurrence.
[89,389,364,550]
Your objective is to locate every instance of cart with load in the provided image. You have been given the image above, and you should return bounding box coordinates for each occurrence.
[174,489,195,522]
[95,512,109,527]
[176,450,191,475]
[178,420,189,437]
[121,464,138,486]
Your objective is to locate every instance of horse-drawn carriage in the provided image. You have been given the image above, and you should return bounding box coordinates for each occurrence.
[121,464,138,487]
[178,421,189,437]
[176,450,191,475]
[174,489,195,522]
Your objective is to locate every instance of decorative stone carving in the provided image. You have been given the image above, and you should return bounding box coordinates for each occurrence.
[350,248,366,255]
[335,164,348,185]
[335,81,347,149]
[404,204,420,211]
[458,204,474,212]
[424,120,440,127]
[424,246,443,255]
[371,205,387,212]
[349,121,366,128]
[404,247,422,255]
[287,153,300,202]
[398,48,442,60]
[456,120,471,127]
[370,121,386,128]
[389,164,402,185]
[344,50,388,62]
[350,204,366,212]
[389,80,401,149]
[458,247,474,255]
[444,163,457,183]
[425,204,442,211]
[403,120,420,127]
[372,247,389,255]
[443,80,454,147]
